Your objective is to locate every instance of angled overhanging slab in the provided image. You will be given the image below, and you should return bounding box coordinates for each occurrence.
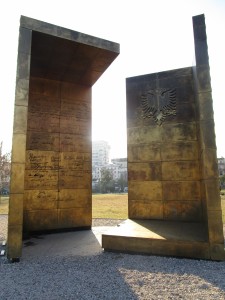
[7,16,119,261]
[21,15,119,86]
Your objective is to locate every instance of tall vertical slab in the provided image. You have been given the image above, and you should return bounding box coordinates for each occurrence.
[192,14,224,260]
[126,68,201,222]
[102,14,224,260]
[8,16,119,261]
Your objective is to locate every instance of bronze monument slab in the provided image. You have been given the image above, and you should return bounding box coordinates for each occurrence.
[7,15,119,261]
[102,14,225,261]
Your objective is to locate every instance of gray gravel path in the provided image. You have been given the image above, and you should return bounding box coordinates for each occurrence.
[1,250,225,299]
[0,218,225,299]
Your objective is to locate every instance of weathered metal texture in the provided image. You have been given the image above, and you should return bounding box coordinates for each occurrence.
[103,14,225,260]
[102,219,212,259]
[126,66,201,222]
[7,16,119,260]
[192,14,224,260]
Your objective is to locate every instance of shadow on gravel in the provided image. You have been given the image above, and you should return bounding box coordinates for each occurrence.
[112,252,225,298]
[1,228,225,299]
[21,228,106,260]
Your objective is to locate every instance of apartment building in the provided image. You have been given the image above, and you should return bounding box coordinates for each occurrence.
[218,157,225,176]
[92,140,127,181]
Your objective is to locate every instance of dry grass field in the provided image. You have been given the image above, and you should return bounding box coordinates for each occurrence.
[1,193,224,223]
[92,193,128,219]
[0,196,9,214]
[0,194,129,219]
[221,190,225,223]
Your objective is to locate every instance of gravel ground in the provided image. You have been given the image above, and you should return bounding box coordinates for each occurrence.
[0,219,225,300]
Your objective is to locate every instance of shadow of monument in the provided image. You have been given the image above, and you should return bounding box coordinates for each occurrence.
[2,239,224,299]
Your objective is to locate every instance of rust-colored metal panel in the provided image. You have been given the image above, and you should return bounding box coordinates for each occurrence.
[207,210,224,244]
[102,234,210,259]
[28,112,59,133]
[102,14,224,260]
[60,82,91,100]
[129,181,162,201]
[7,225,23,259]
[162,161,200,181]
[11,134,27,163]
[61,98,91,119]
[17,52,30,80]
[26,131,59,151]
[59,169,91,189]
[58,189,91,208]
[199,120,217,148]
[8,194,23,226]
[24,169,58,189]
[162,181,201,201]
[161,123,197,142]
[102,219,211,260]
[200,148,219,180]
[8,15,119,261]
[58,208,91,228]
[15,78,29,106]
[129,201,163,219]
[163,201,202,221]
[28,93,60,114]
[128,162,162,181]
[24,190,58,210]
[29,77,61,98]
[13,105,28,134]
[161,141,199,161]
[203,179,222,210]
[127,126,160,145]
[59,152,91,170]
[10,163,25,194]
[60,116,90,135]
[23,209,58,231]
[128,144,161,162]
[210,244,225,261]
[25,150,59,170]
[60,134,91,152]
[198,92,214,120]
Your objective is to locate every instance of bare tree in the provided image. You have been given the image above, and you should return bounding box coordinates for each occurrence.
[0,142,11,201]
[100,168,114,193]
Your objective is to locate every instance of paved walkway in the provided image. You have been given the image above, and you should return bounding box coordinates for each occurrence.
[1,215,225,244]
[0,217,123,242]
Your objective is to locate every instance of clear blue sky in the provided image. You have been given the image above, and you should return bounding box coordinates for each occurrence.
[0,0,224,159]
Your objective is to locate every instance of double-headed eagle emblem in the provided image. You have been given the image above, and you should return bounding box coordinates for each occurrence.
[138,88,176,125]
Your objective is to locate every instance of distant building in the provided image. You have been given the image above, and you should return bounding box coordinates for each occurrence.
[218,157,225,176]
[92,140,127,182]
[104,159,127,181]
[111,158,127,181]
[92,140,110,166]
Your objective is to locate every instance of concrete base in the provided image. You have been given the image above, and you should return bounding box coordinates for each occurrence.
[102,219,223,260]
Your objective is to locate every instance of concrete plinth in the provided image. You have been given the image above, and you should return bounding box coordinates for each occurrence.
[102,219,213,259]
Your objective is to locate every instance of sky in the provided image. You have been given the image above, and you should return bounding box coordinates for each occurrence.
[0,0,225,159]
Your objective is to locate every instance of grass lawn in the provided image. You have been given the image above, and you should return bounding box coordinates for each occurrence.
[0,194,129,219]
[1,192,224,223]
[221,189,225,223]
[92,193,128,219]
[0,196,9,214]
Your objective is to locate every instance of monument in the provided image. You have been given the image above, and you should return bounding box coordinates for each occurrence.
[102,14,225,260]
[7,16,119,261]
